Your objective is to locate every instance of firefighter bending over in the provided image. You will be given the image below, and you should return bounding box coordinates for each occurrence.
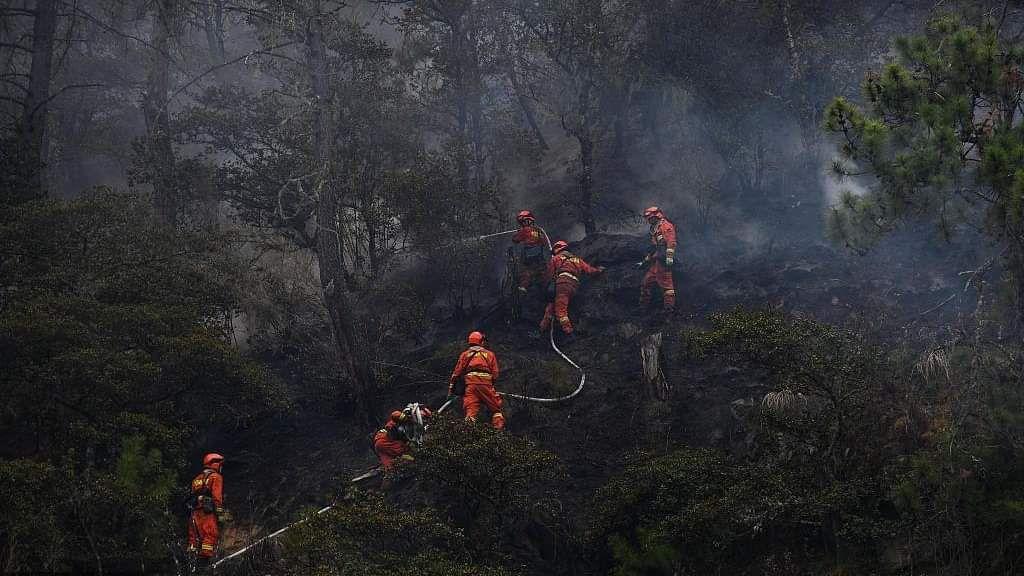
[448,331,505,429]
[540,240,604,336]
[373,405,432,471]
[187,453,231,564]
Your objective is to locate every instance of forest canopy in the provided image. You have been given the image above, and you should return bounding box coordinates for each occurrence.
[3,1,1024,574]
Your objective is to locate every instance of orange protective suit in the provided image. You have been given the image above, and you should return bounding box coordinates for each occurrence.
[641,217,677,311]
[373,413,409,471]
[512,224,547,293]
[187,468,224,559]
[374,409,428,471]
[540,250,602,334]
[449,345,504,429]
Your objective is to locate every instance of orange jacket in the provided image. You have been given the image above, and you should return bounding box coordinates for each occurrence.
[513,224,546,262]
[545,251,601,284]
[648,218,677,261]
[449,345,500,391]
[512,224,546,247]
[190,469,224,513]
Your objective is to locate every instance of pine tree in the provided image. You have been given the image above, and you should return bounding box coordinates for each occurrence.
[825,15,1024,338]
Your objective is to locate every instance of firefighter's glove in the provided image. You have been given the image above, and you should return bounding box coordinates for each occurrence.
[217,509,234,525]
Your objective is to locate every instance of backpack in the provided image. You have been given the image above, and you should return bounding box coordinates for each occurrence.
[185,471,216,513]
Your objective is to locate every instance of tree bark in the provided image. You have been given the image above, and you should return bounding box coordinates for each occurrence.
[509,65,547,150]
[578,130,596,235]
[21,0,58,195]
[307,5,376,419]
[198,0,226,64]
[781,1,819,163]
[143,0,177,225]
[1010,240,1024,349]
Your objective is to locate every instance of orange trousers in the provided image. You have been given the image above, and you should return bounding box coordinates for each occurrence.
[640,261,675,310]
[188,509,219,558]
[373,431,408,471]
[540,280,578,334]
[464,383,505,429]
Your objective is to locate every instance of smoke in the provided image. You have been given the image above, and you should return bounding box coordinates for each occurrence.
[820,157,871,208]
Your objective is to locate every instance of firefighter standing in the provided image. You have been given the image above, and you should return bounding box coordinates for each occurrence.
[540,240,604,336]
[448,331,505,429]
[187,453,230,564]
[511,210,548,295]
[373,405,432,471]
[638,206,677,313]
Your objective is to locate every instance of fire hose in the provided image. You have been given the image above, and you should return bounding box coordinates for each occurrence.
[437,224,586,405]
[210,225,579,568]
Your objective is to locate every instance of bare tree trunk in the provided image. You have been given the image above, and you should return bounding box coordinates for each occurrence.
[509,66,547,150]
[21,0,58,195]
[308,5,376,419]
[143,0,177,225]
[781,1,819,162]
[199,0,226,63]
[578,131,596,236]
[1010,240,1024,348]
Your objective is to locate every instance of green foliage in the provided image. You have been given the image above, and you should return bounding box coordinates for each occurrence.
[824,15,1024,326]
[281,494,516,576]
[588,448,826,575]
[412,418,566,566]
[0,190,287,568]
[0,460,67,571]
[677,309,1024,573]
[686,309,900,479]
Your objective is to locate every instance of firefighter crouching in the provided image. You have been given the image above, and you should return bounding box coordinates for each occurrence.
[373,405,432,471]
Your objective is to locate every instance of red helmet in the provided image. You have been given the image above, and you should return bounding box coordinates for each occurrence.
[552,240,569,254]
[467,331,485,345]
[390,410,406,423]
[516,210,535,224]
[203,453,224,470]
[643,206,662,221]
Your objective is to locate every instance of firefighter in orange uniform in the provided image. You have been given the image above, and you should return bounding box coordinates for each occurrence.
[511,210,547,295]
[540,240,604,335]
[373,406,432,470]
[638,206,677,313]
[448,331,505,429]
[187,453,230,564]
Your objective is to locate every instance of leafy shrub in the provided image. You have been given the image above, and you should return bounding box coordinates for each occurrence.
[412,418,568,568]
[280,494,516,576]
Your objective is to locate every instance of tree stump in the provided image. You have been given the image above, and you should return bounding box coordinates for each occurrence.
[641,332,670,401]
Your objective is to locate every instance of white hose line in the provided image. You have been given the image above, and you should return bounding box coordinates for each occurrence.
[499,326,586,403]
[209,225,563,569]
[477,229,519,241]
[210,505,333,569]
[536,225,553,251]
[499,225,583,403]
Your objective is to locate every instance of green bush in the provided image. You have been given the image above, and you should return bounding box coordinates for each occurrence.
[412,418,568,568]
[280,494,516,576]
[0,191,288,568]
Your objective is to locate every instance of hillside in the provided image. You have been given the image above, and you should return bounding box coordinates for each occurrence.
[209,229,988,575]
